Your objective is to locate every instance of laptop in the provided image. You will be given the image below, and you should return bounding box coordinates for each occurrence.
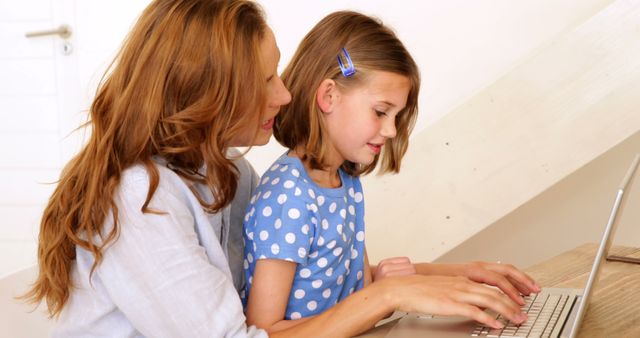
[384,154,640,338]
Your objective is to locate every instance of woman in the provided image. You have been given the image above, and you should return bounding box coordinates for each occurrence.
[25,1,536,337]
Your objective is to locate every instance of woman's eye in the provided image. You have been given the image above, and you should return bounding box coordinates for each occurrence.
[375,110,387,117]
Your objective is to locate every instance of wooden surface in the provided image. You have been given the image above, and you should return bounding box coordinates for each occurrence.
[357,243,640,338]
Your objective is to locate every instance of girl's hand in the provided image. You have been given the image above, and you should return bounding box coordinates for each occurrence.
[461,261,541,306]
[385,274,528,329]
[373,257,417,281]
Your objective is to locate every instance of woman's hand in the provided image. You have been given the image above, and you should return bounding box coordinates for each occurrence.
[383,274,528,329]
[415,261,540,306]
[461,261,540,305]
[373,257,417,282]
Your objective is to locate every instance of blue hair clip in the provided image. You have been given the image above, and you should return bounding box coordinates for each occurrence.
[337,47,356,77]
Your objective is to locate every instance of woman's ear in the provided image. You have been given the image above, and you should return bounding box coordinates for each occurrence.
[316,79,338,114]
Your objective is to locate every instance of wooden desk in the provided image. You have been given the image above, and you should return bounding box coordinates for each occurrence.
[357,243,640,338]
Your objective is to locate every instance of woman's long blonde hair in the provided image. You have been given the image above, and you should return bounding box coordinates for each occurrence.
[275,11,420,176]
[23,0,268,317]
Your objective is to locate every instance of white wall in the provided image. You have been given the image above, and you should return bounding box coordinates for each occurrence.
[436,131,640,268]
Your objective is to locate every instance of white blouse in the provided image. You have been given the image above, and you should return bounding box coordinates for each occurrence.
[53,154,267,338]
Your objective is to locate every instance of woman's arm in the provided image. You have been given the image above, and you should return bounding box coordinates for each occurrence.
[414,262,541,305]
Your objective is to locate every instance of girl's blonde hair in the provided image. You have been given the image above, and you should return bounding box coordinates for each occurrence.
[24,0,268,317]
[275,11,420,176]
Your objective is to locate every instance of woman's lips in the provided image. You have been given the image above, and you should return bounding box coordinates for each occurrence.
[261,118,274,130]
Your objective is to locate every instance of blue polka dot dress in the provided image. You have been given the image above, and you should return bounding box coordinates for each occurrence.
[242,153,366,319]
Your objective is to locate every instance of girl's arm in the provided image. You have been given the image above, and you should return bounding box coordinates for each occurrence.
[245,259,315,333]
[267,273,527,338]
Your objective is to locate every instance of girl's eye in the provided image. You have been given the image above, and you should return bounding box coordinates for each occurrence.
[375,110,387,117]
[266,74,275,82]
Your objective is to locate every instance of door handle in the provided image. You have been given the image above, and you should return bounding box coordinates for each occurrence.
[25,25,72,39]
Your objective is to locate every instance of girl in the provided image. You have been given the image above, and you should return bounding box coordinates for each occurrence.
[243,11,539,335]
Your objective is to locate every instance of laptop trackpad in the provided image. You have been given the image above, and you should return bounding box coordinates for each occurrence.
[385,313,477,338]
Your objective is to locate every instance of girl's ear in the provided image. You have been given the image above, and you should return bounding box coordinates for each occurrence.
[316,79,338,114]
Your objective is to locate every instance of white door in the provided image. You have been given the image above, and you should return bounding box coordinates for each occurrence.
[0,0,151,278]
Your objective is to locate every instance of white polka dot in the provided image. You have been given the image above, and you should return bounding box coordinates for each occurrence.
[294,289,305,299]
[283,180,295,189]
[244,213,250,222]
[271,243,280,255]
[337,275,344,285]
[317,236,325,246]
[270,164,280,171]
[348,205,355,215]
[247,232,254,240]
[349,222,355,232]
[300,268,311,278]
[290,312,302,319]
[308,189,316,198]
[259,254,265,259]
[259,230,269,241]
[326,240,336,249]
[351,249,359,259]
[325,267,333,277]
[342,233,347,242]
[298,247,307,258]
[333,247,343,256]
[329,202,337,213]
[280,165,289,172]
[277,194,287,204]
[288,208,301,219]
[339,209,346,218]
[357,270,363,280]
[311,217,318,225]
[354,192,363,203]
[317,195,325,206]
[247,253,254,263]
[344,260,350,270]
[336,224,343,234]
[301,224,309,235]
[254,243,258,252]
[285,232,296,244]
[321,219,329,230]
[309,251,319,258]
[312,280,323,288]
[285,258,294,262]
[295,187,302,196]
[274,218,282,229]
[262,190,272,199]
[243,259,249,269]
[261,176,270,185]
[250,195,257,204]
[317,257,328,268]
[356,231,365,241]
[348,187,355,197]
[249,276,253,284]
[308,204,318,213]
[291,169,300,177]
[322,289,332,299]
[262,206,272,217]
[307,300,318,311]
[271,177,280,185]
[349,288,354,294]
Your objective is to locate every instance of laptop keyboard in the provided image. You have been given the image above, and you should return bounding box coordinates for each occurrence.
[471,293,570,338]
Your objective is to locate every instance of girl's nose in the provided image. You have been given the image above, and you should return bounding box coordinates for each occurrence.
[380,118,397,139]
